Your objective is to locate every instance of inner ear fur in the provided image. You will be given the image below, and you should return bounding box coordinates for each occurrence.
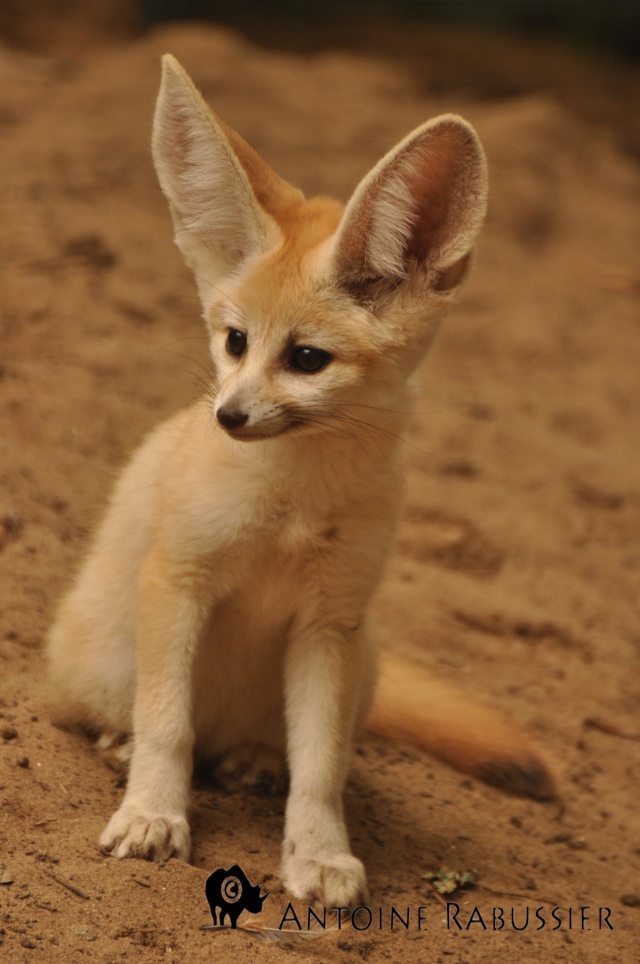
[332,115,488,293]
[152,55,303,281]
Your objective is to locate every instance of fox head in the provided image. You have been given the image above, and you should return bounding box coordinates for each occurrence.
[152,56,487,442]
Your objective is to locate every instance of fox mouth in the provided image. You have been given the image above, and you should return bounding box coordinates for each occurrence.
[220,419,303,441]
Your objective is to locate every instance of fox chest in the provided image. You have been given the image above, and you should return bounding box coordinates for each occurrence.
[209,507,350,607]
[190,478,395,750]
[184,458,400,623]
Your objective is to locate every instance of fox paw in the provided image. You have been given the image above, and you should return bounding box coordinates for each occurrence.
[215,742,287,795]
[99,805,190,862]
[95,731,131,771]
[283,849,368,908]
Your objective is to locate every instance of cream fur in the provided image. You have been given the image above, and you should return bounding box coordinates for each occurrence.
[47,55,493,908]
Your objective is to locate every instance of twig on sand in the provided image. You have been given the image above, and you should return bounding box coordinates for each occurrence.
[584,717,640,742]
[45,870,90,900]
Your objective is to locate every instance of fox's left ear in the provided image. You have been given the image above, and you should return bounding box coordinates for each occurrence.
[333,116,487,296]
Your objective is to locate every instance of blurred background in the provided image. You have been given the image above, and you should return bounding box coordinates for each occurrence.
[2,0,639,158]
[2,0,640,59]
[157,0,640,61]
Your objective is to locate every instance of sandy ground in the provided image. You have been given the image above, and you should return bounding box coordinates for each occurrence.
[1,20,639,963]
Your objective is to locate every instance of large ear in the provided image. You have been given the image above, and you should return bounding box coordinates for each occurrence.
[152,55,301,300]
[332,115,488,296]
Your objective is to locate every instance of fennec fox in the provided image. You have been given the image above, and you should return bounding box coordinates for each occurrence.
[48,56,553,908]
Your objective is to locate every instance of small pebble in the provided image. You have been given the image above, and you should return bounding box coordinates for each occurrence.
[621,894,640,908]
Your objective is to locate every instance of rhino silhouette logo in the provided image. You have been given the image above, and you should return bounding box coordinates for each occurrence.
[205,864,269,929]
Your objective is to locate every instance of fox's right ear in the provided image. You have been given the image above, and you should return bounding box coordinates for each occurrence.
[152,55,296,302]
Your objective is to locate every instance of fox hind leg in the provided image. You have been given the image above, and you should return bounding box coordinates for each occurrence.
[96,731,132,771]
[213,742,287,795]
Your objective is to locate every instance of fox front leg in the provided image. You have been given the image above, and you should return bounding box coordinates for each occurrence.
[99,551,208,862]
[282,618,369,908]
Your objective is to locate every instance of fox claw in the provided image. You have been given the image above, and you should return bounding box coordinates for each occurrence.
[100,806,190,862]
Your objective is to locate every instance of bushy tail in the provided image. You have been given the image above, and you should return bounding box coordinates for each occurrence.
[366,654,556,802]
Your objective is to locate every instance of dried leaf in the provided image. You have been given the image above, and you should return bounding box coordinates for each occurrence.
[203,922,336,943]
[243,921,334,943]
[423,868,478,895]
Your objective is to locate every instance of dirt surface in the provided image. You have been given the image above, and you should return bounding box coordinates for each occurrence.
[1,19,639,963]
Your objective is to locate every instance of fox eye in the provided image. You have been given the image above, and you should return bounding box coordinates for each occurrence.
[226,329,247,357]
[291,346,331,374]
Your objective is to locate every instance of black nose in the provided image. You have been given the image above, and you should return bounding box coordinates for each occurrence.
[216,407,249,431]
